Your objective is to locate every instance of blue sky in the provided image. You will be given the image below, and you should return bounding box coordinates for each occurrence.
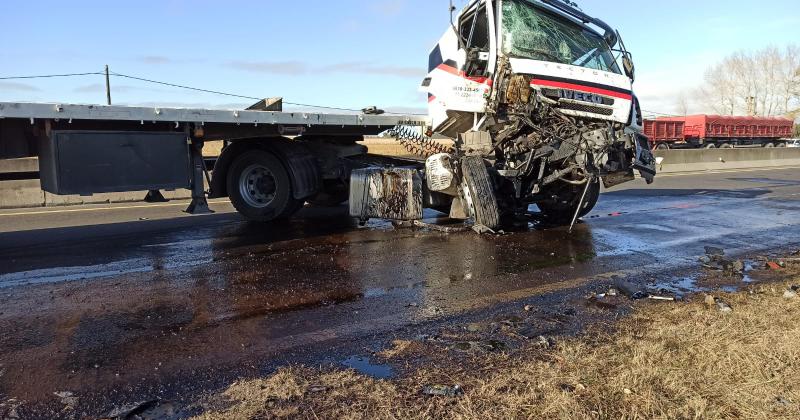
[0,0,797,115]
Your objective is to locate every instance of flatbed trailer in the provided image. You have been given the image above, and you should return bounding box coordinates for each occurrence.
[0,101,428,218]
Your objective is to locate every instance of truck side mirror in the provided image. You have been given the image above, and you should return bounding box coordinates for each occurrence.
[623,54,635,81]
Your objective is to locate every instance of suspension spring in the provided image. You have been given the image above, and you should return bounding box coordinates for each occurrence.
[385,124,453,158]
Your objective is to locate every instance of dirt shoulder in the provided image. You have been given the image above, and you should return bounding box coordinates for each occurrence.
[189,260,800,419]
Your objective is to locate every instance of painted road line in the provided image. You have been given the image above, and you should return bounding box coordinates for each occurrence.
[0,199,231,217]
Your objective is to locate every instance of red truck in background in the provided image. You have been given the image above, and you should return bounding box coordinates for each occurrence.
[644,115,795,149]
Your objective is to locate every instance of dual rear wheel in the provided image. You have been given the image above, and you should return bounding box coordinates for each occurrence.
[227,150,304,222]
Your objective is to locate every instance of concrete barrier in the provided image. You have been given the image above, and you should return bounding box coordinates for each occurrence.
[655,148,800,173]
[0,178,191,209]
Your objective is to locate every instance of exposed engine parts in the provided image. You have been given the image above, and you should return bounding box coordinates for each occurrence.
[367,70,656,232]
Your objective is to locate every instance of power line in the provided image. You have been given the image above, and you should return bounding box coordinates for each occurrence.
[0,72,103,80]
[109,72,261,101]
[0,68,427,115]
[642,109,679,117]
[109,71,424,115]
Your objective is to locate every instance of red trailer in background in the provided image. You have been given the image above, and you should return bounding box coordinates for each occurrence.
[644,115,794,149]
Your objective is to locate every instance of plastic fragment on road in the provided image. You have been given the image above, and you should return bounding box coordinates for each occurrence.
[422,384,464,397]
[767,261,782,270]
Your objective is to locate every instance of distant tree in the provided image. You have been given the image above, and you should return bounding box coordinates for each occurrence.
[700,45,800,117]
[675,91,690,115]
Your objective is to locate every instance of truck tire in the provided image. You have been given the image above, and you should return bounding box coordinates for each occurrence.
[720,143,733,149]
[461,156,500,230]
[655,143,670,150]
[537,178,600,225]
[778,142,787,147]
[704,143,717,149]
[764,142,775,148]
[227,150,303,221]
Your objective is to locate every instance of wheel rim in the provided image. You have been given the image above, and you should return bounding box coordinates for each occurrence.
[239,164,277,208]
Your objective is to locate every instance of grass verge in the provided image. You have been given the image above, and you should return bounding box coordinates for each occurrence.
[193,279,800,419]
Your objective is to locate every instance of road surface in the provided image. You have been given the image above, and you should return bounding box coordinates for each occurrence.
[1,167,800,418]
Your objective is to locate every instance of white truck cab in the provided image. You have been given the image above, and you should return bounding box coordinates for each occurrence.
[423,0,639,134]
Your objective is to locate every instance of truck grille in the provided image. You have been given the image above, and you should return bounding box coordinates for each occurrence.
[558,101,614,116]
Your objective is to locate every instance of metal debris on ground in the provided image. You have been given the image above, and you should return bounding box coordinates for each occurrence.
[613,280,649,300]
[700,247,744,275]
[422,384,463,397]
[784,287,798,299]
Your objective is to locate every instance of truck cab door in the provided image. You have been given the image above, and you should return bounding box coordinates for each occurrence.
[425,1,497,136]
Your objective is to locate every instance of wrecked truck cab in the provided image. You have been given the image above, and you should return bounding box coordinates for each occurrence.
[352,0,656,230]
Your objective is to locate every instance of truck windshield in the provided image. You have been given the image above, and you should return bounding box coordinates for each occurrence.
[501,0,620,74]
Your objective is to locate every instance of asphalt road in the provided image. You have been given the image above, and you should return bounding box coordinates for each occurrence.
[2,166,800,418]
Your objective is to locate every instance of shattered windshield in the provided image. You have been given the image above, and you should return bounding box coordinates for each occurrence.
[501,0,620,74]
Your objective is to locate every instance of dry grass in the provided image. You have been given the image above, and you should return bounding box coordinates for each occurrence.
[194,281,800,420]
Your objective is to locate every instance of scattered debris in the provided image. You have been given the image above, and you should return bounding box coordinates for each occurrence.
[704,294,732,312]
[623,388,634,395]
[308,385,328,393]
[647,295,675,302]
[533,335,555,349]
[54,391,78,410]
[422,384,463,397]
[393,220,471,233]
[701,247,744,275]
[767,261,783,270]
[783,289,797,299]
[716,300,733,313]
[471,224,496,235]
[704,246,725,257]
[524,305,533,312]
[614,279,648,300]
[104,399,175,420]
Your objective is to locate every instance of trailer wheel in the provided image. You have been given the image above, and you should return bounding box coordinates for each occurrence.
[227,150,303,221]
[778,142,787,147]
[656,143,670,150]
[704,143,717,149]
[720,143,734,149]
[537,178,600,226]
[764,142,775,148]
[461,156,500,230]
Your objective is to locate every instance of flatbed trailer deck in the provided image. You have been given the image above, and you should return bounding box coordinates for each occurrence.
[0,101,429,218]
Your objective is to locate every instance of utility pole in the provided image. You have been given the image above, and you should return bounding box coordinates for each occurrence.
[105,65,112,105]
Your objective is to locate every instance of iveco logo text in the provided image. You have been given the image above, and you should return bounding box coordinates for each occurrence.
[559,90,603,104]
